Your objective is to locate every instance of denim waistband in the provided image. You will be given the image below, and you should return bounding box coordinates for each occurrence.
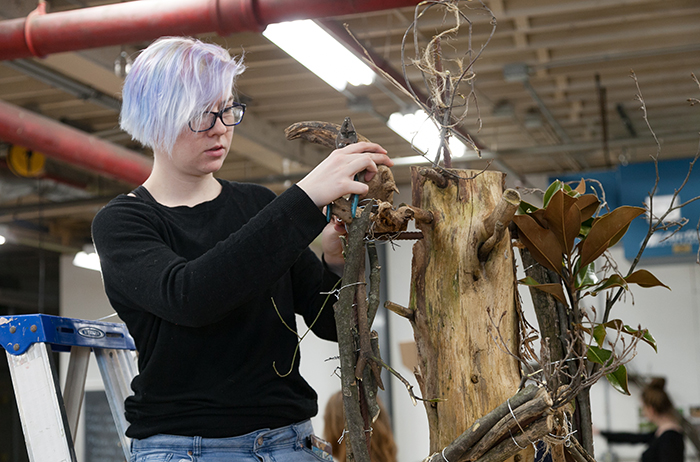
[130,419,313,455]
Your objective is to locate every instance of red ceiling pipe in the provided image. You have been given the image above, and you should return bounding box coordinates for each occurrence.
[0,0,422,60]
[0,99,152,185]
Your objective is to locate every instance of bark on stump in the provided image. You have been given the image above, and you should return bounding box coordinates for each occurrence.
[408,167,522,457]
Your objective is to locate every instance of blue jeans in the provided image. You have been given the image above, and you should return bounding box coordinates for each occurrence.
[130,420,333,462]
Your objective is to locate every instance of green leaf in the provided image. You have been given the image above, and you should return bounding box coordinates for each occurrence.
[587,346,631,393]
[518,200,540,215]
[602,320,658,352]
[519,277,568,305]
[590,274,628,296]
[606,364,631,395]
[513,214,564,276]
[625,270,670,290]
[543,180,564,207]
[593,324,607,347]
[587,345,613,365]
[624,325,658,352]
[575,261,598,289]
[579,217,594,238]
[578,206,645,272]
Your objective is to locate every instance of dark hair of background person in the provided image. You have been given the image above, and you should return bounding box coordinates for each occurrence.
[641,378,674,416]
[324,391,398,462]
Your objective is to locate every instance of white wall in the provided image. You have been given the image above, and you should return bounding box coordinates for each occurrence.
[59,254,122,461]
[588,246,700,462]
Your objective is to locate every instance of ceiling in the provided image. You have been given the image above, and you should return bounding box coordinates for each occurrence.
[0,0,699,254]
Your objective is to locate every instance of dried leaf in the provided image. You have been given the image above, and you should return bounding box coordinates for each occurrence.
[544,189,581,257]
[625,269,670,290]
[575,194,600,222]
[574,179,587,195]
[513,215,564,276]
[578,206,645,271]
[529,209,550,229]
[519,277,568,305]
[608,223,631,248]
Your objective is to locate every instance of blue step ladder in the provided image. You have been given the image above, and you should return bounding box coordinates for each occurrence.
[0,314,137,462]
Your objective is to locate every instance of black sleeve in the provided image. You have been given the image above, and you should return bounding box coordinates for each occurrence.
[656,431,685,462]
[92,185,329,328]
[290,250,340,342]
[600,431,654,445]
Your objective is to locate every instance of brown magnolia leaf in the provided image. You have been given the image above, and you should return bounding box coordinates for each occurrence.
[520,278,569,306]
[578,206,645,270]
[513,214,564,276]
[575,194,600,222]
[625,269,670,290]
[544,189,581,256]
[608,223,631,248]
[574,179,587,195]
[529,209,549,229]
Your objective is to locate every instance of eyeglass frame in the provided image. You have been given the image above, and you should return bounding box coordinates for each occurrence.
[188,102,247,133]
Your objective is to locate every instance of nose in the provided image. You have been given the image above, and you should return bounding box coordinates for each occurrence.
[208,114,229,135]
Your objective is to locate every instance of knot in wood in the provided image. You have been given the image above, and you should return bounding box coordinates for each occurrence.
[470,374,479,384]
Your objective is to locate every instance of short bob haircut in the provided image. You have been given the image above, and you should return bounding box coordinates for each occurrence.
[120,36,245,155]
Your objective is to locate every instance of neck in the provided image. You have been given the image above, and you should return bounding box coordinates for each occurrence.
[143,157,222,207]
[653,414,681,435]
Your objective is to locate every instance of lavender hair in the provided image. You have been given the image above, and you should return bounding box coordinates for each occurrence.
[120,37,246,155]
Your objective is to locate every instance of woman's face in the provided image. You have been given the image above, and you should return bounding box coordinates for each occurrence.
[642,403,657,422]
[166,101,234,177]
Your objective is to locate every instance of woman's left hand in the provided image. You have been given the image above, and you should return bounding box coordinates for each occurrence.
[321,215,347,276]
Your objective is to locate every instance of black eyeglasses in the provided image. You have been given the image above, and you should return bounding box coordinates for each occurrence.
[188,102,246,132]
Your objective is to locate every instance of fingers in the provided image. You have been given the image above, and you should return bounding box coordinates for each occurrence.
[297,142,391,207]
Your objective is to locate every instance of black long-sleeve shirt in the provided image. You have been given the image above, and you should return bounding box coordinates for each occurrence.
[601,429,685,462]
[92,180,339,439]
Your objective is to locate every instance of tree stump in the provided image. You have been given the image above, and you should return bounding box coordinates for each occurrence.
[408,167,522,456]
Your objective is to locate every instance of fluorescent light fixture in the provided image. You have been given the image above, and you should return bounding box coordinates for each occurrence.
[73,244,101,272]
[263,20,375,92]
[387,109,467,159]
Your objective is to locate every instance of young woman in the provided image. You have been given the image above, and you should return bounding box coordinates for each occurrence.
[600,379,685,462]
[92,36,393,462]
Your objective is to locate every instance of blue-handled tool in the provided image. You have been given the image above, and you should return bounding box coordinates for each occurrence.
[327,117,360,222]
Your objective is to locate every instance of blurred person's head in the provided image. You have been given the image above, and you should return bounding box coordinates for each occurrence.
[641,378,675,421]
[324,391,397,462]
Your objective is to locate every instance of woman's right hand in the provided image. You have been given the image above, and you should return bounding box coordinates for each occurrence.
[296,142,393,207]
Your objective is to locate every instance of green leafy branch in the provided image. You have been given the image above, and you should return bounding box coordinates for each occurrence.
[513,179,667,397]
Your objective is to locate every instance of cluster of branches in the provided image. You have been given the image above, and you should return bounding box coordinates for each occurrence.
[510,71,700,456]
[347,0,495,168]
[314,1,700,461]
